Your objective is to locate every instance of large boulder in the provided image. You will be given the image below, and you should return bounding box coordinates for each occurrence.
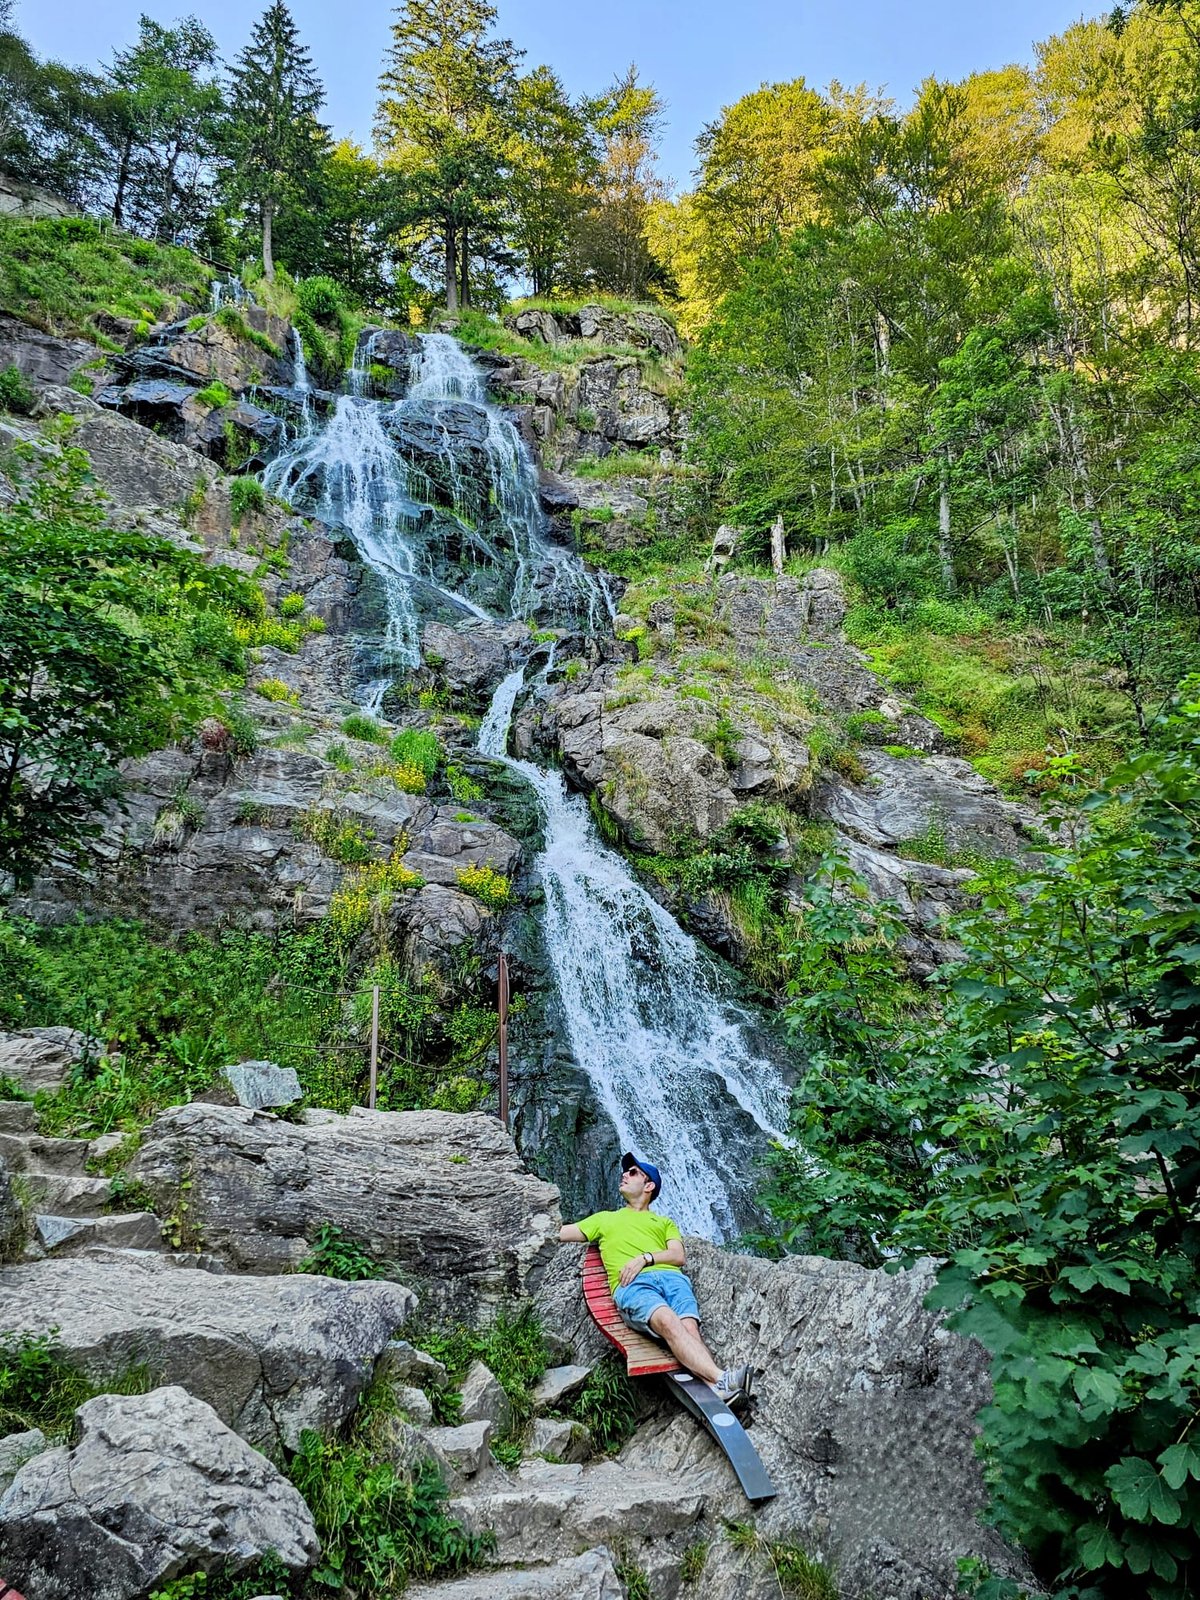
[129,1105,561,1313]
[0,1386,318,1600]
[0,312,94,386]
[0,1027,89,1094]
[535,1241,1033,1600]
[422,619,529,696]
[516,670,812,853]
[135,309,293,390]
[817,749,1036,862]
[0,1253,413,1452]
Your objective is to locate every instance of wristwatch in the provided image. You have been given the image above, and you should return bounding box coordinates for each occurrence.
[643,1251,654,1266]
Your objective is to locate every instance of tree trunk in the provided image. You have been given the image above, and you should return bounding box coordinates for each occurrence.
[445,224,458,312]
[1064,388,1112,589]
[262,198,275,282]
[938,457,957,594]
[112,135,133,228]
[770,514,787,577]
[459,225,469,308]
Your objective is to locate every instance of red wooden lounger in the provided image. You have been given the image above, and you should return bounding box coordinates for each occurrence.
[0,1580,27,1599]
[581,1243,776,1503]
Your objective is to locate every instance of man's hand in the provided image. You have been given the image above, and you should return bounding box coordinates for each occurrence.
[618,1255,648,1287]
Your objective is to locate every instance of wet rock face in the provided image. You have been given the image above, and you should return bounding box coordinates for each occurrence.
[0,1386,319,1600]
[129,1104,561,1313]
[359,326,422,395]
[95,381,287,470]
[535,1241,1034,1600]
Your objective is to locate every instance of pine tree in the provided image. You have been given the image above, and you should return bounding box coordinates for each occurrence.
[507,66,598,296]
[225,1,327,279]
[376,0,520,310]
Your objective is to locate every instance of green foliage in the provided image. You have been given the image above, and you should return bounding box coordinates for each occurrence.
[679,1539,710,1584]
[341,713,389,744]
[296,274,344,318]
[279,590,305,617]
[0,915,363,1132]
[289,1430,489,1593]
[416,1303,549,1442]
[390,727,442,779]
[446,764,484,803]
[194,379,232,409]
[767,694,1200,1599]
[612,1550,652,1600]
[299,1222,389,1280]
[455,862,512,909]
[230,475,266,520]
[255,677,300,704]
[213,305,282,359]
[563,1356,642,1454]
[0,363,35,415]
[0,218,210,341]
[295,808,376,864]
[148,1556,290,1600]
[0,1330,154,1440]
[0,444,252,886]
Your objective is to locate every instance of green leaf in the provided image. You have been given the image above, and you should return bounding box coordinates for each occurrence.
[1158,1441,1200,1491]
[1106,1457,1184,1526]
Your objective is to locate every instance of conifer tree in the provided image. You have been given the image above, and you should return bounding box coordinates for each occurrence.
[571,65,667,299]
[376,0,520,310]
[507,66,598,296]
[225,1,327,279]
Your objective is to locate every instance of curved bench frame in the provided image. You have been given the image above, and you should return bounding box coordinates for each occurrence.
[581,1243,776,1503]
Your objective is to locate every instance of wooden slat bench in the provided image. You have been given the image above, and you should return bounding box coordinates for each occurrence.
[581,1243,776,1503]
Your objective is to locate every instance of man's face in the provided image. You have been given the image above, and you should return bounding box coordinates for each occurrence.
[620,1163,655,1203]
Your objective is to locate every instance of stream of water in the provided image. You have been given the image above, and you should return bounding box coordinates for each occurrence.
[262,329,789,1238]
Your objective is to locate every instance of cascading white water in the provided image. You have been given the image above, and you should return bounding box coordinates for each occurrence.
[290,328,314,437]
[409,336,614,630]
[257,326,785,1234]
[479,667,789,1240]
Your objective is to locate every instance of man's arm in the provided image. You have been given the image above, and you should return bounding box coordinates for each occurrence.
[616,1234,686,1286]
[559,1223,587,1242]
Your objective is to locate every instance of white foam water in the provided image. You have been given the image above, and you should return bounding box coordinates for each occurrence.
[479,668,788,1240]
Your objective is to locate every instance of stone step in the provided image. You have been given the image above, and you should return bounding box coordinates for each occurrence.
[407,1548,622,1600]
[448,1459,705,1564]
[32,1212,163,1256]
[19,1173,111,1217]
[0,1102,36,1134]
[0,1132,91,1177]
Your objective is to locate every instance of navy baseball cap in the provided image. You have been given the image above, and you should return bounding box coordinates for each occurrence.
[621,1150,663,1199]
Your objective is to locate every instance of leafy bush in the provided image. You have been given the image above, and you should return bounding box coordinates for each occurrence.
[229,475,265,520]
[456,863,512,909]
[299,1222,388,1280]
[279,590,305,617]
[0,445,253,886]
[0,363,35,414]
[295,808,375,864]
[289,1430,489,1592]
[564,1356,642,1453]
[767,695,1200,1600]
[329,853,424,945]
[194,380,232,410]
[296,274,344,320]
[255,678,300,705]
[390,728,442,778]
[341,713,389,744]
[416,1303,549,1441]
[446,764,484,803]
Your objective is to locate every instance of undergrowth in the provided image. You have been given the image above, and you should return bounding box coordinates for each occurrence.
[0,1330,156,1440]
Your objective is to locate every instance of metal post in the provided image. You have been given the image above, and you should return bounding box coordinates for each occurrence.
[368,984,380,1110]
[498,953,509,1130]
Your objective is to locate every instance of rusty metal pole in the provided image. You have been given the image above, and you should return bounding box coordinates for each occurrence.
[368,983,380,1110]
[498,953,509,1130]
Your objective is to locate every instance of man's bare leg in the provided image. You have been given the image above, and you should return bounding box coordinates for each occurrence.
[647,1307,722,1383]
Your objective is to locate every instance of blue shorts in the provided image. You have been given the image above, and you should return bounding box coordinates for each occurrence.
[613,1269,700,1335]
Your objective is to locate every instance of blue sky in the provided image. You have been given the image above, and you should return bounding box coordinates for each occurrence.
[23,0,1094,189]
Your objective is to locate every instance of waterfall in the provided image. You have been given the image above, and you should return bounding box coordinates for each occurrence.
[290,328,314,437]
[257,326,786,1236]
[210,275,253,313]
[479,669,788,1240]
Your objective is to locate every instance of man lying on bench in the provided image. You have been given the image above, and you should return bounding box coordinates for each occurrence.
[558,1151,754,1410]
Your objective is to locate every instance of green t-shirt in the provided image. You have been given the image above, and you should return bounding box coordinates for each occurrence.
[576,1207,683,1292]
